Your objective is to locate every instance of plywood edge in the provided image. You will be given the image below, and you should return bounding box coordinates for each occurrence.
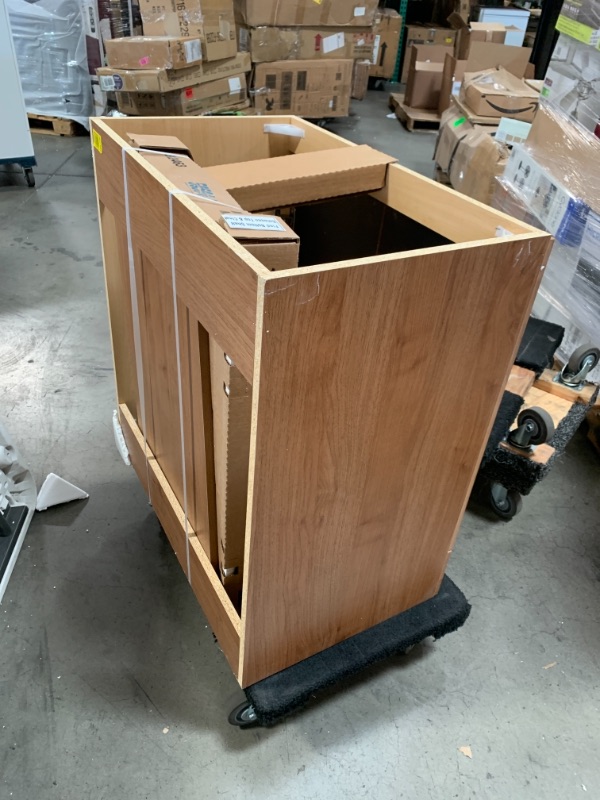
[257,231,552,280]
[237,275,267,687]
[373,162,545,241]
[118,403,242,679]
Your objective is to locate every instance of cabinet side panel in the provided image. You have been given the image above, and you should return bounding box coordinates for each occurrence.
[240,235,551,686]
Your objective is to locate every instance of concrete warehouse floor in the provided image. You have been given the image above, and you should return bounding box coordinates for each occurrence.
[1,91,600,800]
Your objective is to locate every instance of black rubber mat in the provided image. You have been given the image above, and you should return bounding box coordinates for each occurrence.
[516,317,564,376]
[245,575,470,725]
[0,505,28,584]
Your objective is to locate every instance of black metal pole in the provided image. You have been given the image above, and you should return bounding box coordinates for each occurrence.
[531,0,564,80]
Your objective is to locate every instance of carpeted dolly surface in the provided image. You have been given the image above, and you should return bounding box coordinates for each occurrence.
[516,317,564,375]
[245,575,470,725]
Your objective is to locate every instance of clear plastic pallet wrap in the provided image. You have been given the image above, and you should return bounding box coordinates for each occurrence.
[492,101,600,378]
[7,0,93,128]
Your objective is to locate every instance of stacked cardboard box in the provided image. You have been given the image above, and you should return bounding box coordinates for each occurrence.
[234,0,400,116]
[95,0,253,116]
[401,18,533,119]
[95,1,254,116]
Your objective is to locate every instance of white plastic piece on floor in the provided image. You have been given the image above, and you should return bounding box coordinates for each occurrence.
[263,123,305,138]
[112,409,131,466]
[35,473,88,512]
[0,421,37,603]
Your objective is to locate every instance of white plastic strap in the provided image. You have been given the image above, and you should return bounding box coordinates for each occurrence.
[168,189,191,583]
[121,147,151,502]
[121,146,245,585]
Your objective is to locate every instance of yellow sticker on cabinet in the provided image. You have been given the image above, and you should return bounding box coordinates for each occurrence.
[92,130,103,154]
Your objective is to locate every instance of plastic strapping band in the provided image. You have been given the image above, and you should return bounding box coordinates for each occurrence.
[121,146,151,502]
[121,146,245,584]
[168,189,191,584]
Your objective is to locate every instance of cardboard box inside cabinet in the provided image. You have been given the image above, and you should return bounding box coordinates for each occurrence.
[204,143,396,210]
[235,0,379,27]
[253,59,353,117]
[137,148,300,268]
[369,8,402,79]
[116,73,248,115]
[352,59,370,99]
[404,45,452,110]
[97,52,250,93]
[240,25,374,62]
[401,25,457,82]
[556,0,600,45]
[460,67,539,122]
[139,0,237,61]
[127,133,194,158]
[438,43,533,113]
[104,35,203,69]
[449,128,509,204]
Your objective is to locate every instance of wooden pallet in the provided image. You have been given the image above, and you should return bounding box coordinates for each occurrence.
[388,93,441,132]
[27,114,81,137]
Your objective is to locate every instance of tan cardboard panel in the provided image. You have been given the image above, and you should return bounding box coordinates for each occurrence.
[139,0,237,61]
[237,0,379,27]
[369,8,402,79]
[116,73,248,116]
[253,58,353,117]
[105,35,203,70]
[204,144,395,210]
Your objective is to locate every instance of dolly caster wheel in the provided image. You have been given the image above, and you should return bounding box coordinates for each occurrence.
[559,344,600,388]
[489,483,523,521]
[24,168,35,188]
[228,700,258,729]
[508,406,555,450]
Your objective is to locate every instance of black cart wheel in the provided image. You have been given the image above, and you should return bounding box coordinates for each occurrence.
[566,344,600,376]
[228,701,258,729]
[489,482,523,521]
[516,406,555,445]
[24,168,35,188]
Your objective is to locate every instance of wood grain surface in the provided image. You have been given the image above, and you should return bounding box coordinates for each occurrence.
[239,234,552,686]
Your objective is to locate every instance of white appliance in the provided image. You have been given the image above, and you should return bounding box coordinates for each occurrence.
[0,0,36,187]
